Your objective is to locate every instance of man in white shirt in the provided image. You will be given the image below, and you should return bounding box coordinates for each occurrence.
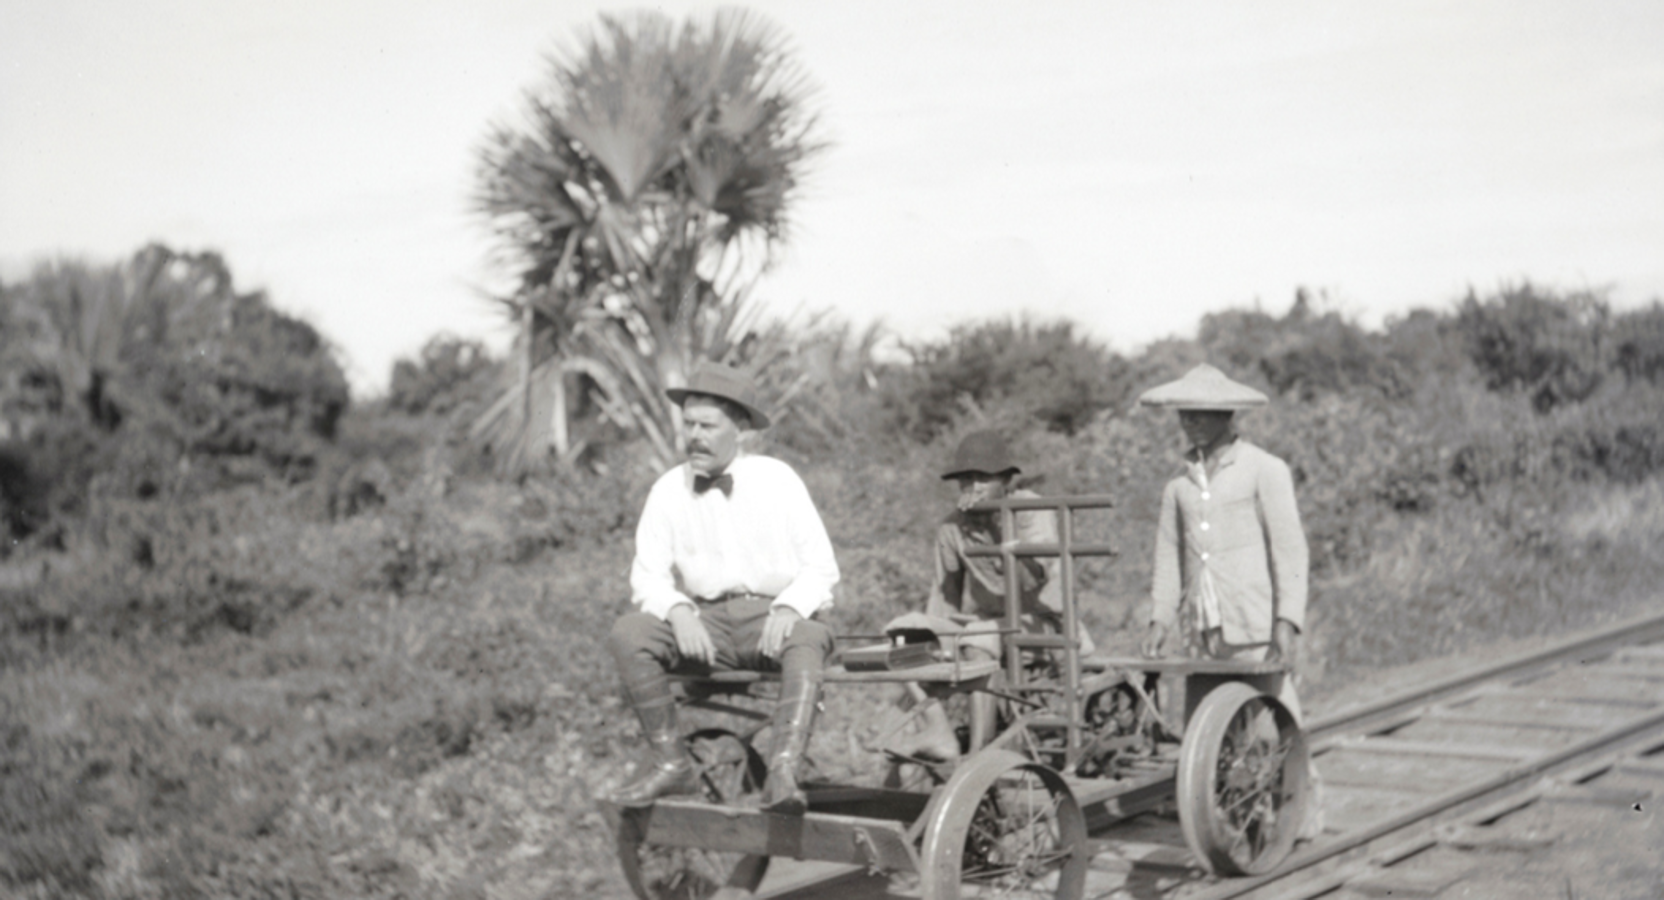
[607,363,839,814]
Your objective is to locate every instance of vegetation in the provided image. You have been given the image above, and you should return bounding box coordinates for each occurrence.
[4,242,1662,898]
[5,12,1664,897]
[472,9,825,474]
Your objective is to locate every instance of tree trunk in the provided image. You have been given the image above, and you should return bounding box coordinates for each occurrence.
[550,366,569,457]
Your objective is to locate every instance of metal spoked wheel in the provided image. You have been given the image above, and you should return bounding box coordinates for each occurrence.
[1175,681,1310,876]
[617,729,770,900]
[919,749,1089,900]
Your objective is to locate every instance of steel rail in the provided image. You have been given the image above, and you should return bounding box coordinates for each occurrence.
[1304,610,1664,739]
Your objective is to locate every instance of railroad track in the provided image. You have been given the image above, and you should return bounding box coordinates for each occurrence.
[756,612,1664,899]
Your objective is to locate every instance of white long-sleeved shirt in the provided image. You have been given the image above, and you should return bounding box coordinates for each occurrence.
[629,454,840,621]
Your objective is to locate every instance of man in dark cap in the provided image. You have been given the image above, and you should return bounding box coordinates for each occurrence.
[1136,363,1322,839]
[892,430,1094,760]
[607,362,839,814]
[927,430,1082,651]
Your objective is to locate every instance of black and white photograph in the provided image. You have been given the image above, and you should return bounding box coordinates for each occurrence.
[3,2,1662,898]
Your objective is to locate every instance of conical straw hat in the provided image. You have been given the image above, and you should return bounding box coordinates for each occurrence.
[1137,364,1268,410]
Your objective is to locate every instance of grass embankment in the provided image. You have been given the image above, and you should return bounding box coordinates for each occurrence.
[5,401,1663,899]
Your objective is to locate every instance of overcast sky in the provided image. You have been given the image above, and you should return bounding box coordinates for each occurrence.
[4,0,1661,393]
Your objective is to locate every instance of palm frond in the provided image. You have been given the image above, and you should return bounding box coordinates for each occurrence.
[471,8,829,475]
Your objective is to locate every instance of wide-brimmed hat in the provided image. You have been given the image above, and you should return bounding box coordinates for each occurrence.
[1138,363,1268,411]
[665,362,771,429]
[941,430,1020,480]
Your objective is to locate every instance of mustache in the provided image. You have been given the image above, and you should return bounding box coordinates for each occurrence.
[688,442,712,454]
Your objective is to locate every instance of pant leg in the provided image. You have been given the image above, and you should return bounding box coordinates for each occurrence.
[609,612,681,706]
[608,604,748,701]
[724,597,834,672]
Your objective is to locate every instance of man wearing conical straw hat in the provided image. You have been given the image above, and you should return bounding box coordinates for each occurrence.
[1137,363,1324,840]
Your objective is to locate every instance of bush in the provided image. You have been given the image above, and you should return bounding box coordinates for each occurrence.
[1612,301,1664,386]
[387,335,498,417]
[1200,289,1407,402]
[880,317,1132,442]
[1454,284,1609,412]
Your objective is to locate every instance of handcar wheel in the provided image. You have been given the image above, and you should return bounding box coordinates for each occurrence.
[919,749,1089,900]
[1175,681,1310,876]
[616,729,770,900]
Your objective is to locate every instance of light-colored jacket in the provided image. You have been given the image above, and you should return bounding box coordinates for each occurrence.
[1149,439,1308,647]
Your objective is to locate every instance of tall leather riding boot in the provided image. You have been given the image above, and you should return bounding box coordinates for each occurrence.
[762,663,820,814]
[613,674,699,806]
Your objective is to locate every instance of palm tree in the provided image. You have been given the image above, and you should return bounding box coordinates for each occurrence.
[472,8,824,473]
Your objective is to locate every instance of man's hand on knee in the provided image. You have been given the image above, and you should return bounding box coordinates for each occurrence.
[758,606,801,660]
[667,604,717,665]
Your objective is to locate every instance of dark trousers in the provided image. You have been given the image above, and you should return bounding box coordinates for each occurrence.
[608,597,834,706]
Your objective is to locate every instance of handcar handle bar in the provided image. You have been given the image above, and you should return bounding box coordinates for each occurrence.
[956,492,1120,763]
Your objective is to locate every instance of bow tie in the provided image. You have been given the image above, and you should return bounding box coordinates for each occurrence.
[694,472,734,497]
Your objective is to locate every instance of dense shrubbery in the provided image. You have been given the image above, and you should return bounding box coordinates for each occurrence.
[0,246,349,551]
[1455,284,1611,412]
[4,259,1664,898]
[880,317,1133,441]
[386,334,498,418]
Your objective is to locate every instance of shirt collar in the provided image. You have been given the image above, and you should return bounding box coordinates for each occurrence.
[1184,435,1240,470]
[683,452,748,492]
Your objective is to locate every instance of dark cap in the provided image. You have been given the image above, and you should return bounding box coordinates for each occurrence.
[665,362,771,429]
[941,430,1020,480]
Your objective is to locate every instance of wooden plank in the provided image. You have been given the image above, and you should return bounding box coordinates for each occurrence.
[822,658,1001,684]
[1313,712,1425,754]
[625,801,920,872]
[1585,663,1664,681]
[1347,865,1472,898]
[1505,690,1660,708]
[1387,721,1582,755]
[1078,655,1287,676]
[1336,737,1535,763]
[1616,759,1664,780]
[1540,784,1652,807]
[1438,824,1554,853]
[669,658,1002,687]
[1318,751,1500,793]
[1422,710,1593,732]
[1615,644,1664,662]
[1456,695,1646,729]
[1319,783,1426,831]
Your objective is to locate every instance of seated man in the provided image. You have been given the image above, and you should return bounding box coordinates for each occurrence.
[893,430,1094,760]
[607,363,839,814]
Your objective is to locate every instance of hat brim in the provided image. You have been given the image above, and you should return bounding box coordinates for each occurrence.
[1139,398,1264,411]
[666,388,771,429]
[940,465,1021,481]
